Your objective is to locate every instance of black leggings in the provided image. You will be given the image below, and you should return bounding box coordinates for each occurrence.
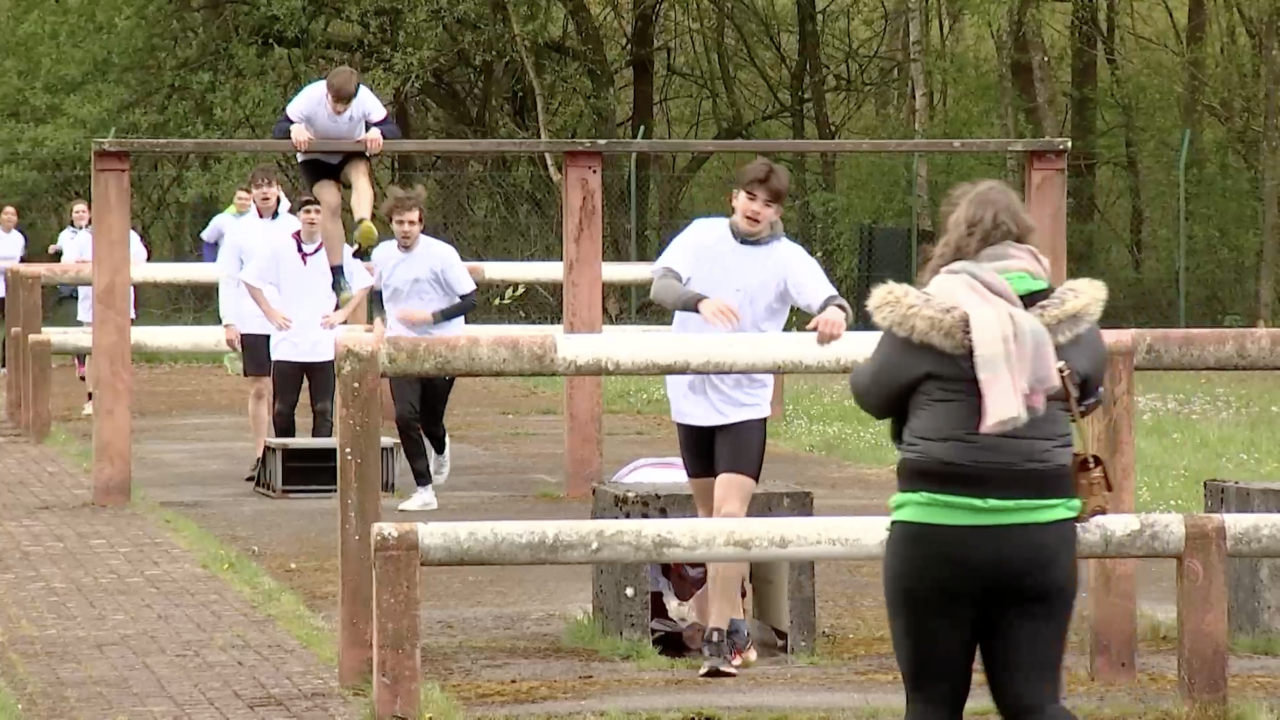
[271,360,335,438]
[388,376,455,487]
[883,520,1078,720]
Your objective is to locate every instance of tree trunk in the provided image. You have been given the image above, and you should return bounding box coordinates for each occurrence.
[1102,0,1145,273]
[798,0,835,190]
[1010,0,1058,135]
[1069,0,1099,264]
[991,13,1021,183]
[789,39,812,241]
[907,0,931,232]
[1259,7,1279,325]
[631,0,658,257]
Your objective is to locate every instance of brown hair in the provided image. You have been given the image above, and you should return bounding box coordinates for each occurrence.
[234,185,252,196]
[735,157,790,204]
[326,66,360,105]
[915,179,1036,285]
[247,165,279,187]
[380,184,427,223]
[69,198,89,214]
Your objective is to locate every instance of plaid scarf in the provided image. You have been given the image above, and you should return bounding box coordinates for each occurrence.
[925,241,1061,434]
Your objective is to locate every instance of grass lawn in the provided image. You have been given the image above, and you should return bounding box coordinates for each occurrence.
[527,370,1280,513]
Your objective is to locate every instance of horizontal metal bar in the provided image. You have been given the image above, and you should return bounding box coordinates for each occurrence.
[22,261,655,286]
[91,138,1072,155]
[396,514,1267,567]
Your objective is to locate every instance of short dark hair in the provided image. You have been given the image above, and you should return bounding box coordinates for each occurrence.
[248,165,279,187]
[735,157,790,204]
[295,194,322,212]
[234,185,252,196]
[326,66,360,105]
[380,185,427,224]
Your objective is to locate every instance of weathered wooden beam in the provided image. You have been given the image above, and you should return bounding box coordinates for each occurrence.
[91,138,1072,155]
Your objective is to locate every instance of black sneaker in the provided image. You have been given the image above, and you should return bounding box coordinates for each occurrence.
[699,627,738,678]
[244,456,261,483]
[331,269,353,308]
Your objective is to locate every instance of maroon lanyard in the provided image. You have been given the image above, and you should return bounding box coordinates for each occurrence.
[294,231,323,265]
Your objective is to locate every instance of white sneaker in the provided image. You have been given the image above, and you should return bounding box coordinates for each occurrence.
[397,486,438,512]
[430,435,451,485]
[81,401,93,416]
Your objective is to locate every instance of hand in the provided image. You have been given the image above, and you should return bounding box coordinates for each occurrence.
[322,306,351,329]
[224,325,241,352]
[395,308,435,326]
[265,308,292,331]
[696,297,740,330]
[47,244,61,255]
[290,123,313,151]
[806,306,848,345]
[363,127,383,155]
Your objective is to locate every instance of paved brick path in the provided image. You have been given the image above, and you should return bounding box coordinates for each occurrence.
[0,425,361,719]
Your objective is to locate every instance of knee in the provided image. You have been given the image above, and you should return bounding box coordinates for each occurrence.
[394,408,416,427]
[313,400,333,418]
[712,502,749,519]
[249,382,270,402]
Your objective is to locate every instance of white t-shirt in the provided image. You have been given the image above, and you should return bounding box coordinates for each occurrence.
[285,80,389,164]
[54,226,82,253]
[0,228,27,298]
[217,206,300,336]
[61,227,149,323]
[200,211,245,246]
[369,236,478,338]
[653,217,841,427]
[239,235,374,363]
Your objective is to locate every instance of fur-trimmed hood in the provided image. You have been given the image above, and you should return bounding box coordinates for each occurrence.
[864,278,1108,355]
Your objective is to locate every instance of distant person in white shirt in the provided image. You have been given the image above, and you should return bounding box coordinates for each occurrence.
[48,198,91,320]
[240,194,373,441]
[272,65,402,308]
[648,157,852,679]
[217,166,301,481]
[0,204,27,374]
[201,186,253,262]
[369,185,478,512]
[60,210,149,416]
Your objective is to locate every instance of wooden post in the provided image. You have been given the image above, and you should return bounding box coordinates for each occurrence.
[17,271,41,435]
[1178,513,1228,707]
[562,151,604,498]
[1203,480,1280,635]
[770,376,785,420]
[1087,335,1138,683]
[373,523,422,720]
[91,151,133,507]
[3,267,18,423]
[27,334,51,443]
[336,334,382,687]
[1024,151,1068,286]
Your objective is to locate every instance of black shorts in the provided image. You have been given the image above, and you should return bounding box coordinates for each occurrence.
[297,153,369,191]
[675,418,768,482]
[240,333,272,378]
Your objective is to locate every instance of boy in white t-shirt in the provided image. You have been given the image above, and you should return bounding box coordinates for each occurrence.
[217,166,301,481]
[272,65,401,308]
[239,195,374,440]
[649,157,852,678]
[0,204,26,374]
[369,185,478,512]
[201,186,253,262]
[61,214,149,416]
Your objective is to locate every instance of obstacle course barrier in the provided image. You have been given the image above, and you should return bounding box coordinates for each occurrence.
[368,512,1270,718]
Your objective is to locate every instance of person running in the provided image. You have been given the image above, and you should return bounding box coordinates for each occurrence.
[272,65,401,307]
[648,157,852,678]
[0,205,26,374]
[201,186,253,262]
[60,209,149,416]
[369,185,478,512]
[239,194,373,441]
[48,199,91,344]
[217,166,301,481]
[849,179,1108,719]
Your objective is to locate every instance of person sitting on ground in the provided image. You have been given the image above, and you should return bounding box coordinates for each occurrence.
[849,179,1108,720]
[648,156,853,679]
[272,65,402,307]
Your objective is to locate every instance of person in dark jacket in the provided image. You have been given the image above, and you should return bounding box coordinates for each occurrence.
[849,179,1108,720]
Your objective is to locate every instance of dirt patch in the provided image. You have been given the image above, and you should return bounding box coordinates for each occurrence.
[43,362,1280,715]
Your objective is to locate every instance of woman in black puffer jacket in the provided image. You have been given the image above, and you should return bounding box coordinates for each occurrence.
[850,179,1108,719]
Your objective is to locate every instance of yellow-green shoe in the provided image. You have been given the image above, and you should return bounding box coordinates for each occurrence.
[353,218,379,249]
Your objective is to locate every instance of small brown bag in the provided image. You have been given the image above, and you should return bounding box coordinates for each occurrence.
[1057,362,1112,522]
